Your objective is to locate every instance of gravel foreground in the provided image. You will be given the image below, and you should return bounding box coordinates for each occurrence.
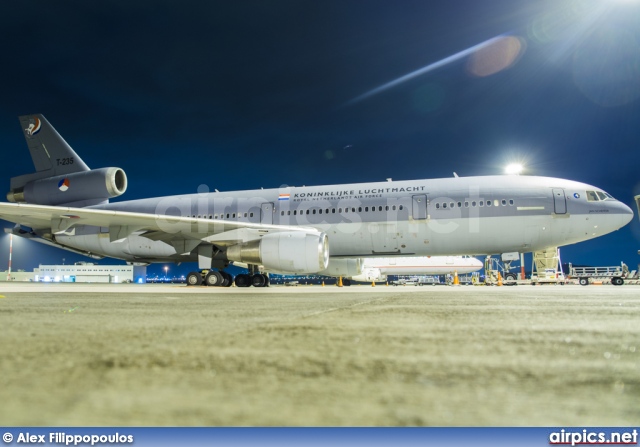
[0,283,638,426]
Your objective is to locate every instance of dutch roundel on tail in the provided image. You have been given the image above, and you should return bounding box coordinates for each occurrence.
[0,114,633,288]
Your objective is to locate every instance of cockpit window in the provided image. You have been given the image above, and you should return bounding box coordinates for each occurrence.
[586,190,614,201]
[586,190,599,201]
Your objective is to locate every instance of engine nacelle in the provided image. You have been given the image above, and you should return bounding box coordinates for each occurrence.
[352,268,385,282]
[226,231,329,274]
[7,167,127,206]
[318,258,363,278]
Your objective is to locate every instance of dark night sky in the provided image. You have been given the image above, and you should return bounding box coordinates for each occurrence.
[1,0,640,275]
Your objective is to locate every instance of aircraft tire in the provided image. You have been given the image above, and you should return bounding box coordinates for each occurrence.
[251,273,266,288]
[205,271,223,287]
[221,271,233,287]
[612,277,623,286]
[234,274,251,287]
[187,272,203,286]
[262,274,270,287]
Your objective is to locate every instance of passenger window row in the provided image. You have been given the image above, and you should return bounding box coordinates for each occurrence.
[189,205,408,219]
[279,204,405,216]
[190,213,255,219]
[435,199,514,210]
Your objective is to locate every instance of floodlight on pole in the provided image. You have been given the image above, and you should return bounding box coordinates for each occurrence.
[8,233,13,282]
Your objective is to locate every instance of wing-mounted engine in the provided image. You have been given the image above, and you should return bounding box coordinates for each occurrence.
[7,167,127,207]
[226,231,329,274]
[318,258,363,278]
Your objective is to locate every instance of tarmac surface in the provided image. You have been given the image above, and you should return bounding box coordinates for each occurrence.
[0,282,638,426]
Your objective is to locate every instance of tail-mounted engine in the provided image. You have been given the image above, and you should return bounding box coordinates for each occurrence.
[7,167,127,206]
[227,231,329,274]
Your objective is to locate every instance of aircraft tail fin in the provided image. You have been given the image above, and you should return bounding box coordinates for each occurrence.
[7,114,127,207]
[10,114,90,191]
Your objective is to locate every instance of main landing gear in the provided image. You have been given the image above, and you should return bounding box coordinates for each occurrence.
[233,264,270,288]
[186,270,233,287]
[233,273,270,288]
[186,270,270,287]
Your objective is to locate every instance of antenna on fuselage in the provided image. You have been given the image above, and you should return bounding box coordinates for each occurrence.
[453,172,459,178]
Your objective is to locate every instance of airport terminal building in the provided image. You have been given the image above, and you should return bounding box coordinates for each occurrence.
[1,263,147,283]
[37,264,136,283]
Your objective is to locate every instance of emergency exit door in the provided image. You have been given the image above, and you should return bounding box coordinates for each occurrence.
[412,195,428,220]
[261,202,274,224]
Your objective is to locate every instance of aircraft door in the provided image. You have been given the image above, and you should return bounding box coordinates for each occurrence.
[552,189,566,214]
[412,195,428,220]
[261,202,274,225]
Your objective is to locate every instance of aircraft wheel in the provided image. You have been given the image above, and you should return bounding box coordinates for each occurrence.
[235,274,251,287]
[205,271,223,287]
[221,271,233,287]
[251,273,266,287]
[343,279,351,287]
[505,273,517,281]
[187,272,203,286]
[262,274,270,287]
[579,278,589,286]
[612,277,624,286]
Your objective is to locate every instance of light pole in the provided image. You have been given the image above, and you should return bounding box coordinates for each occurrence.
[164,266,168,280]
[8,233,13,282]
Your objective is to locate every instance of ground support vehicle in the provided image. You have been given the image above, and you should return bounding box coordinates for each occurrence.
[569,263,629,286]
[416,276,439,286]
[483,248,568,286]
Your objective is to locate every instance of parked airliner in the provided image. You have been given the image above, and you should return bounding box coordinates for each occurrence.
[234,255,483,285]
[346,256,483,283]
[0,115,633,288]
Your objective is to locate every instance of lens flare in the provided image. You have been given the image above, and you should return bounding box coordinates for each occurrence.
[466,36,526,77]
[346,34,522,106]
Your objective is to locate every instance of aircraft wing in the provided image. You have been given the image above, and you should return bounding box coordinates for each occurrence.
[0,202,316,246]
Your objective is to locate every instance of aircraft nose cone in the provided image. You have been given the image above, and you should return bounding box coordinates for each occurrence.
[621,202,634,226]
